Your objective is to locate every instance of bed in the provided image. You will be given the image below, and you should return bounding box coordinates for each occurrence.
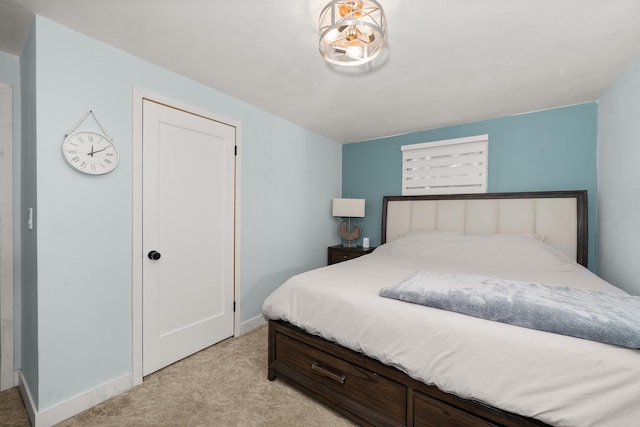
[262,191,640,427]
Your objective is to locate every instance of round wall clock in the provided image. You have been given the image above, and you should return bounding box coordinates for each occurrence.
[62,131,120,175]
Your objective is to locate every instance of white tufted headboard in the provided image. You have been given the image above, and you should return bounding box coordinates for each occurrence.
[381,191,588,267]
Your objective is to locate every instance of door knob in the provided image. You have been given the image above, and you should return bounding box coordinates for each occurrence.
[148,250,161,260]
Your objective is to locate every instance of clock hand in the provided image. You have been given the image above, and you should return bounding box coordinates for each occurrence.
[91,147,108,155]
[88,145,95,157]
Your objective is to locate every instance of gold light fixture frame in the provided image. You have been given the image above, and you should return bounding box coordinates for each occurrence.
[319,0,386,66]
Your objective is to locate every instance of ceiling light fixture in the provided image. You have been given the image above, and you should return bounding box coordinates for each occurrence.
[319,0,386,66]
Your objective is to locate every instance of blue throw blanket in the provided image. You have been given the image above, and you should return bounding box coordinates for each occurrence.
[380,272,640,349]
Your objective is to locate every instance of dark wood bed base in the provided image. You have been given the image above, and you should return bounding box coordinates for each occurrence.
[267,190,587,426]
[269,320,547,426]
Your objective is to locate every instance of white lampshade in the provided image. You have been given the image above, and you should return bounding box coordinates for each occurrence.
[332,198,365,217]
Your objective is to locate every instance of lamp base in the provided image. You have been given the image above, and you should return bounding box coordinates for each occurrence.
[338,218,361,247]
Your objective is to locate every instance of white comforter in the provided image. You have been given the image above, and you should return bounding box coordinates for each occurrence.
[262,232,640,427]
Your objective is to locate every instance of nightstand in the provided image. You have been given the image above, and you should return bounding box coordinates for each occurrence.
[328,245,376,265]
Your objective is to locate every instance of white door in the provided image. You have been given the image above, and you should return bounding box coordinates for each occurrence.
[142,99,235,376]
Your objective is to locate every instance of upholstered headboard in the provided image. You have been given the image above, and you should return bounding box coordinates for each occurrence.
[381,191,588,267]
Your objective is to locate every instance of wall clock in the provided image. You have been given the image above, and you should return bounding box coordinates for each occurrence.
[62,111,119,175]
[62,131,119,175]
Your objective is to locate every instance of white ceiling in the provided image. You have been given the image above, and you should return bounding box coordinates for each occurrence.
[1,0,640,143]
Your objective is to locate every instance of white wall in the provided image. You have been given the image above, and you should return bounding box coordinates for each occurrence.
[597,55,640,296]
[0,49,22,377]
[26,15,342,413]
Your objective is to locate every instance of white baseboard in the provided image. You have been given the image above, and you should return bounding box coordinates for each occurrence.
[18,371,37,426]
[19,370,132,427]
[238,314,266,335]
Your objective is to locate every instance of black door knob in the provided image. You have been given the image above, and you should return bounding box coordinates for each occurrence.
[148,250,161,260]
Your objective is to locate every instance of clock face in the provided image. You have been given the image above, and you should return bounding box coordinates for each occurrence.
[62,131,120,175]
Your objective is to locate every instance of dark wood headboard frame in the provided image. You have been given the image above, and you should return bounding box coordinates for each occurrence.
[381,190,588,268]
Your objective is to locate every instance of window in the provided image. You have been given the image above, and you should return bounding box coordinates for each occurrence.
[401,134,488,195]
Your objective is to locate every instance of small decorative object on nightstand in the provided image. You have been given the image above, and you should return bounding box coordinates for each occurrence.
[328,245,375,265]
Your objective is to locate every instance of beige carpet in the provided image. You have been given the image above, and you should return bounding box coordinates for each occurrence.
[0,324,357,426]
[0,387,29,427]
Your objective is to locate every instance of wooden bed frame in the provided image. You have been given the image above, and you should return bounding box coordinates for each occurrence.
[268,190,587,426]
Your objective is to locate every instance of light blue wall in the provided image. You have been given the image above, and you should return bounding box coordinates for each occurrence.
[0,55,18,79]
[27,16,341,411]
[0,49,22,373]
[19,22,39,405]
[597,55,640,296]
[343,104,598,269]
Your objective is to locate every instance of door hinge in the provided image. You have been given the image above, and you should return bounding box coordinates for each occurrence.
[233,301,236,312]
[234,145,238,156]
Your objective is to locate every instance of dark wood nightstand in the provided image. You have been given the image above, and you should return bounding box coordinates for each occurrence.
[327,245,376,265]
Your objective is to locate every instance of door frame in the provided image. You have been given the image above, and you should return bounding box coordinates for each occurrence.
[0,82,14,391]
[131,87,241,385]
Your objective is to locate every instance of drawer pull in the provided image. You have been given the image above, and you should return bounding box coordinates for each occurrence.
[311,362,346,384]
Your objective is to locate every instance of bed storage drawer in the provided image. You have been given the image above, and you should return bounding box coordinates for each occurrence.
[413,391,498,427]
[271,327,407,426]
[269,320,548,427]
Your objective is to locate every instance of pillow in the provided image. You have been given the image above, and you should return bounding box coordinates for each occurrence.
[396,229,546,242]
[378,230,572,272]
[488,232,547,242]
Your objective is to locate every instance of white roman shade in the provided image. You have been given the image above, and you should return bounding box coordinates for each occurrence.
[401,135,488,195]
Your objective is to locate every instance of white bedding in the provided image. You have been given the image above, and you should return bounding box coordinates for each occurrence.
[262,232,640,427]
